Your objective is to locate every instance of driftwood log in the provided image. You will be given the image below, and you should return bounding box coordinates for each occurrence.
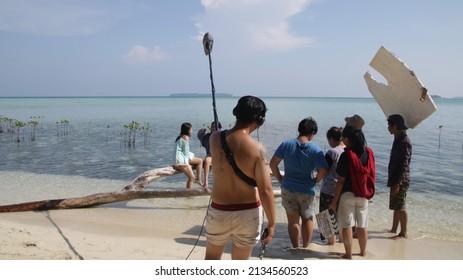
[0,166,281,213]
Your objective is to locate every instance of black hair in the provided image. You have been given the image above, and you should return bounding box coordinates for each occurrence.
[211,121,222,130]
[298,117,318,137]
[342,125,367,156]
[175,122,192,142]
[232,95,267,126]
[326,126,342,141]
[387,114,408,130]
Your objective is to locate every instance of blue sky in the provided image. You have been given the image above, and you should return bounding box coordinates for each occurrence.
[0,0,462,98]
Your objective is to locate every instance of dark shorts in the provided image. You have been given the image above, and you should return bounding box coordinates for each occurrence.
[319,192,334,213]
[389,181,409,211]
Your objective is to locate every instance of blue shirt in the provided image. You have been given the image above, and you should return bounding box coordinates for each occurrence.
[274,138,328,195]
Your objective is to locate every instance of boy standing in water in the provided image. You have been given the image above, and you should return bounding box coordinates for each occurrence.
[387,114,412,239]
[320,127,345,245]
[270,117,328,249]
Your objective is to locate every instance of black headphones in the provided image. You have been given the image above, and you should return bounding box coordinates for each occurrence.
[256,98,266,126]
[249,96,266,127]
[256,113,265,126]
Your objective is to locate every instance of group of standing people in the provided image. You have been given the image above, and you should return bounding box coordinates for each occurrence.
[172,95,412,260]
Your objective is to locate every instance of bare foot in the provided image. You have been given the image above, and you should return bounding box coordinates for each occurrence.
[298,247,312,252]
[194,180,203,187]
[390,234,407,240]
[337,253,352,259]
[202,182,209,190]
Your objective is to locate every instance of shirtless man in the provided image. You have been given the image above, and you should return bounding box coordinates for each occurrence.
[204,95,276,260]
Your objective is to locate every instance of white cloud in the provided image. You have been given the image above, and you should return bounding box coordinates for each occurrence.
[121,45,168,64]
[196,0,314,53]
[0,0,142,36]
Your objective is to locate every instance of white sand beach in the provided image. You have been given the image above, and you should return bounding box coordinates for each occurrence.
[1,201,462,261]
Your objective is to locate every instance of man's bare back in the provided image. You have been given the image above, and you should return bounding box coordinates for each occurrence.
[209,128,265,205]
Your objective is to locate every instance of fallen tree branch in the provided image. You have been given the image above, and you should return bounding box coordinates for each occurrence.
[0,166,281,213]
[0,188,210,213]
[122,166,182,191]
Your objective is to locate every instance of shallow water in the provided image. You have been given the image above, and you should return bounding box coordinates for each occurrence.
[1,97,462,241]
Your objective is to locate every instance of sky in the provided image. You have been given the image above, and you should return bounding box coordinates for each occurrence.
[0,0,462,98]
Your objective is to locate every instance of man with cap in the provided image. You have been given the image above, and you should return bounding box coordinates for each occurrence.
[387,114,412,239]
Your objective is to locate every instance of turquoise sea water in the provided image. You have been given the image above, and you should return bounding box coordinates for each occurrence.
[1,96,462,242]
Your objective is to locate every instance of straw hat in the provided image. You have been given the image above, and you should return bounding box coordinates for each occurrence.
[345,114,365,129]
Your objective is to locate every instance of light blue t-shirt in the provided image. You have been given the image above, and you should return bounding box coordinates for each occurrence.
[173,138,194,165]
[274,138,328,195]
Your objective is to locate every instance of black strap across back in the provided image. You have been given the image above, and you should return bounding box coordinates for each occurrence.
[220,130,257,187]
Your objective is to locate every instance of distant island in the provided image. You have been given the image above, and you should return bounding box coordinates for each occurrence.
[169,93,233,98]
[430,95,463,99]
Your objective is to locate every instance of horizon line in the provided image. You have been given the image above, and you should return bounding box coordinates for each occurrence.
[0,95,375,99]
[0,94,453,99]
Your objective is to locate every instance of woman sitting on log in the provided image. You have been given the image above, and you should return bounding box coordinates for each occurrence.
[173,122,203,189]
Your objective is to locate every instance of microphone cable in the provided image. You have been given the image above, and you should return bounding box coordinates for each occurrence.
[185,195,212,260]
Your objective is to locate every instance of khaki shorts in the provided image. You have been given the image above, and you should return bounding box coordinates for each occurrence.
[338,192,369,228]
[281,188,316,219]
[205,204,263,248]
